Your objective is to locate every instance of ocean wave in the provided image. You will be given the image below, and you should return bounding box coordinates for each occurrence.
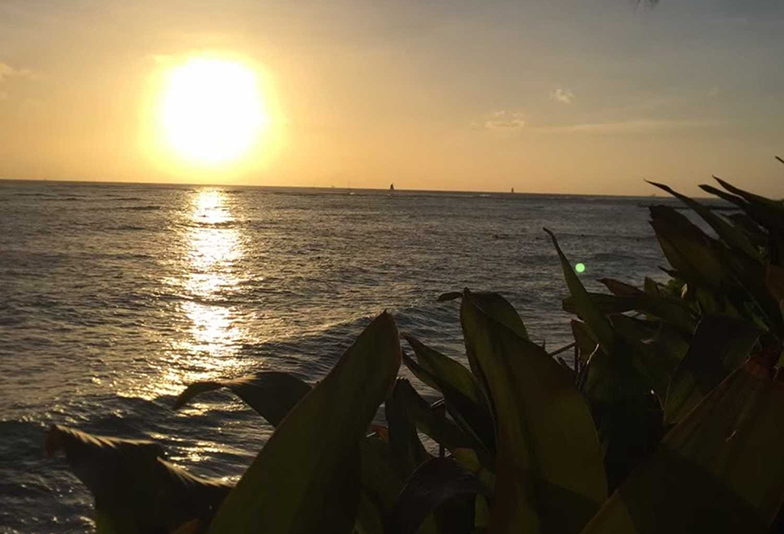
[108,225,147,231]
[118,205,161,211]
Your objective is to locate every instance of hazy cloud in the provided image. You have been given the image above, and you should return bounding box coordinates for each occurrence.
[0,62,32,82]
[550,88,574,104]
[706,86,719,98]
[0,63,15,82]
[482,110,526,131]
[0,63,35,104]
[539,119,721,134]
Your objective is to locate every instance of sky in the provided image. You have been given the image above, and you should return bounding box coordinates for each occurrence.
[0,0,782,196]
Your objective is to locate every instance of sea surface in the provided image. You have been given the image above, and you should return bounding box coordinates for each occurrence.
[0,180,674,533]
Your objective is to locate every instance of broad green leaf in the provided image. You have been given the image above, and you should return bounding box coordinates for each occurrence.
[403,335,486,408]
[600,279,641,297]
[694,287,742,318]
[571,319,596,355]
[359,436,404,517]
[593,392,664,493]
[461,291,607,534]
[581,360,784,534]
[609,315,675,399]
[608,314,657,341]
[643,277,665,298]
[575,345,662,491]
[468,291,529,341]
[387,458,488,534]
[207,312,401,534]
[713,176,784,234]
[545,228,615,355]
[702,178,784,263]
[650,322,690,369]
[699,184,748,210]
[403,336,496,456]
[433,292,529,341]
[546,229,665,489]
[766,264,784,306]
[46,425,231,534]
[563,293,638,315]
[647,180,759,260]
[649,206,728,289]
[600,279,697,334]
[428,291,530,390]
[174,370,401,534]
[393,379,488,465]
[726,213,767,247]
[649,205,779,334]
[664,315,760,425]
[356,493,384,534]
[357,436,405,534]
[386,379,431,479]
[173,371,312,426]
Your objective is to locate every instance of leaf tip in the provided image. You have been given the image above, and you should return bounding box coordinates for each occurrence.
[437,291,462,302]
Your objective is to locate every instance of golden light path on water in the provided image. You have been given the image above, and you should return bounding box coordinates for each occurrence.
[182,190,243,358]
[123,189,255,407]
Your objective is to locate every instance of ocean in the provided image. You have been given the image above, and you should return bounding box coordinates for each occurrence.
[0,180,673,533]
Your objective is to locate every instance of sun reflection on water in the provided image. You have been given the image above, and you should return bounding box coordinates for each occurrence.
[127,189,254,401]
[181,190,248,372]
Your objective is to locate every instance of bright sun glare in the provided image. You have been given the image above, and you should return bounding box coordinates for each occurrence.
[159,58,269,166]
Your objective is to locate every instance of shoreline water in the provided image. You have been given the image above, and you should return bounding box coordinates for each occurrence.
[0,180,670,532]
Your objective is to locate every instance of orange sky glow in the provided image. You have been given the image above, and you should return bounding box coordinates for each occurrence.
[0,1,782,196]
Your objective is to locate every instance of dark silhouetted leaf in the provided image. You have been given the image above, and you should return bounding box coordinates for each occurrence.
[403,336,496,457]
[174,371,311,426]
[599,279,698,335]
[699,184,748,211]
[664,315,760,425]
[461,290,607,534]
[393,379,486,465]
[571,320,597,365]
[600,279,641,297]
[46,425,231,534]
[609,315,672,398]
[582,360,784,534]
[649,205,728,289]
[647,180,759,260]
[563,293,638,315]
[726,212,767,246]
[358,436,405,534]
[545,228,615,355]
[766,264,784,304]
[386,379,431,479]
[437,291,462,302]
[403,335,484,408]
[467,291,529,341]
[706,176,784,235]
[386,458,488,534]
[207,312,401,534]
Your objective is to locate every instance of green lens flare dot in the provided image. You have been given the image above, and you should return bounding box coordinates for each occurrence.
[575,263,586,273]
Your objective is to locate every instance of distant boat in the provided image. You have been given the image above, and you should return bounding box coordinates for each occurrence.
[511,187,514,193]
[390,183,395,191]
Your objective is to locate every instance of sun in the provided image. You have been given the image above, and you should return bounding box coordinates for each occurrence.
[158,58,269,166]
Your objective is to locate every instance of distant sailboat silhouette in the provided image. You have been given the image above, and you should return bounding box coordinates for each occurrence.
[511,187,514,193]
[390,183,395,191]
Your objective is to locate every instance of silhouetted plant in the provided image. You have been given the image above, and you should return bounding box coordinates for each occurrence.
[48,157,784,534]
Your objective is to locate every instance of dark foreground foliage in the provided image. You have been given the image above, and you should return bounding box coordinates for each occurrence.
[48,158,784,534]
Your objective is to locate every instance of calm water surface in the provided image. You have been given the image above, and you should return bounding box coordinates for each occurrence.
[0,180,673,533]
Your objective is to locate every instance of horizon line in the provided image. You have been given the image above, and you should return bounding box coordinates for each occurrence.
[0,176,701,200]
